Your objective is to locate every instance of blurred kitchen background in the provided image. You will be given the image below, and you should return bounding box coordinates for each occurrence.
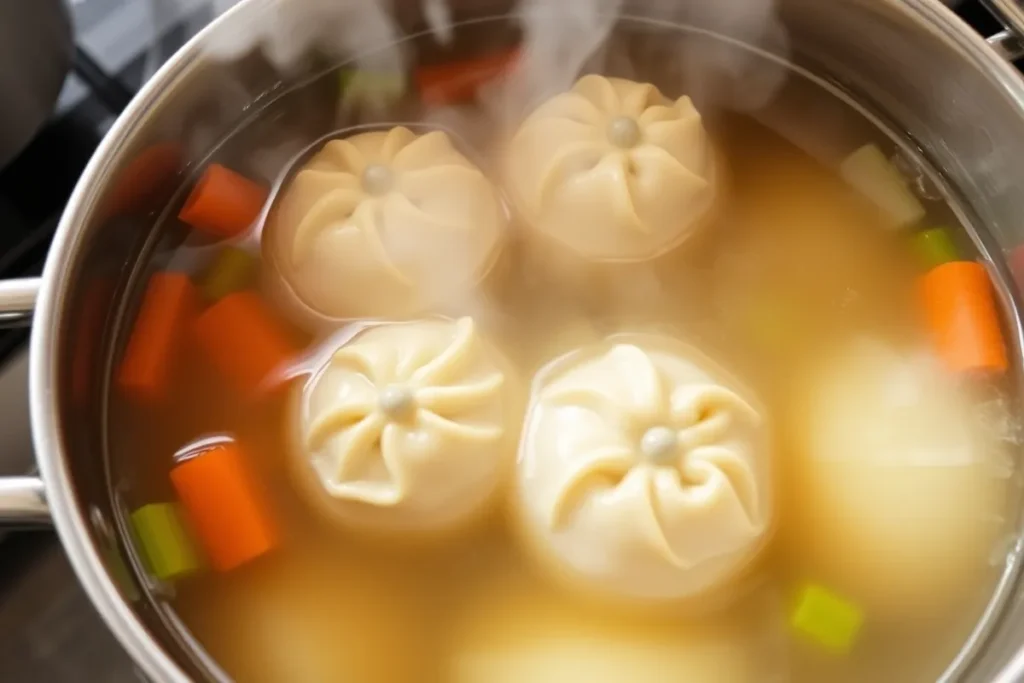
[0,0,1009,680]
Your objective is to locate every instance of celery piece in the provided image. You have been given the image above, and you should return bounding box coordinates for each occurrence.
[840,144,926,229]
[913,227,959,270]
[790,584,864,655]
[130,503,200,581]
[338,69,405,109]
[200,246,257,302]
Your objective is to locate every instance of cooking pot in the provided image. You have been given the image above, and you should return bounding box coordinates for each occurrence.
[1,0,1024,680]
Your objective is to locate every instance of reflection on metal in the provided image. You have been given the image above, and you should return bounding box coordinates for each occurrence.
[984,0,1024,46]
[0,278,40,329]
[0,476,50,526]
[988,29,1024,62]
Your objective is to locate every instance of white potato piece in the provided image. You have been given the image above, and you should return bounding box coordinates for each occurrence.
[185,555,423,683]
[839,144,926,229]
[789,338,1012,620]
[443,573,787,683]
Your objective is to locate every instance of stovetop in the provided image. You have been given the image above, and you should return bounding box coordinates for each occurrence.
[0,1,1011,681]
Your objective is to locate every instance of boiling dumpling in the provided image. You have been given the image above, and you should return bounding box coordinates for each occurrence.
[789,338,1012,620]
[267,126,506,319]
[506,75,718,262]
[444,572,787,683]
[515,335,773,602]
[291,317,517,535]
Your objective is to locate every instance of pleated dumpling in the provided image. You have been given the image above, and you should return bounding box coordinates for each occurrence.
[515,335,773,602]
[292,317,517,534]
[268,126,507,319]
[505,75,718,262]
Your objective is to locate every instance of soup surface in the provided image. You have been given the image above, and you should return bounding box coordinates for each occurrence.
[107,19,1020,683]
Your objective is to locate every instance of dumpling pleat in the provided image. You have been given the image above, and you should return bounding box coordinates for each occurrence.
[417,409,504,443]
[289,188,365,265]
[393,129,472,171]
[573,74,622,113]
[413,317,477,386]
[548,444,634,529]
[417,373,505,414]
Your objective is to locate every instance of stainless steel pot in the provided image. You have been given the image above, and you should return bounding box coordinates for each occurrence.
[3,0,1024,680]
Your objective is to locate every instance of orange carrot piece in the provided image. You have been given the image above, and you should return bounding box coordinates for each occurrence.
[178,164,268,239]
[103,142,183,220]
[117,273,197,403]
[193,291,298,395]
[416,47,520,106]
[170,441,277,572]
[919,261,1008,374]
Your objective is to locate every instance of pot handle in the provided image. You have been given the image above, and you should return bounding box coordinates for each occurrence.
[983,0,1024,60]
[0,276,51,526]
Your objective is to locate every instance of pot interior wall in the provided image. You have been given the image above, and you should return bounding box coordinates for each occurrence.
[49,0,1024,680]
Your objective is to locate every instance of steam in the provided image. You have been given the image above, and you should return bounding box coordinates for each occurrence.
[496,0,625,123]
[174,0,797,334]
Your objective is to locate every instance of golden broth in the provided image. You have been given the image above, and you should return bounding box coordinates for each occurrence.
[108,56,1015,683]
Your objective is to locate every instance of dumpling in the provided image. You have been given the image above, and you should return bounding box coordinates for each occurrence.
[515,334,774,602]
[266,126,507,319]
[505,75,718,262]
[443,571,787,683]
[290,317,518,535]
[788,338,1012,620]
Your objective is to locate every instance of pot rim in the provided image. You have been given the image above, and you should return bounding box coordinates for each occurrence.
[28,1,1024,681]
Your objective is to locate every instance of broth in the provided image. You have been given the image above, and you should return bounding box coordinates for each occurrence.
[107,21,1019,683]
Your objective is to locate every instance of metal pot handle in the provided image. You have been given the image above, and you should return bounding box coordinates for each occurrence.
[983,0,1024,60]
[0,277,51,526]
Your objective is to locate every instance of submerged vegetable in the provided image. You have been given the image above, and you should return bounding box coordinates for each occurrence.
[790,584,863,655]
[919,261,1007,374]
[200,246,258,302]
[130,503,200,580]
[117,272,197,403]
[193,291,298,395]
[912,227,959,270]
[789,338,1009,620]
[338,69,405,110]
[178,164,268,239]
[839,144,925,229]
[416,48,520,105]
[170,440,277,572]
[444,573,786,683]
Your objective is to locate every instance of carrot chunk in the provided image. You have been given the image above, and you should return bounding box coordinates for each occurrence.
[170,441,277,572]
[193,291,297,395]
[416,48,520,106]
[178,164,268,239]
[104,142,183,220]
[117,272,197,403]
[919,261,1008,374]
